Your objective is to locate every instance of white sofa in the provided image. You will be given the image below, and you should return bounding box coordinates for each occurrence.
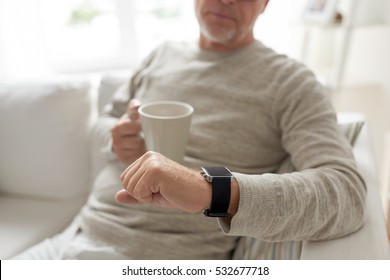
[0,75,389,260]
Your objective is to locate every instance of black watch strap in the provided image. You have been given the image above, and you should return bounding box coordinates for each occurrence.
[204,176,231,217]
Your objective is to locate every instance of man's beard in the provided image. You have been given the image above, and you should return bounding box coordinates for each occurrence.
[199,22,237,45]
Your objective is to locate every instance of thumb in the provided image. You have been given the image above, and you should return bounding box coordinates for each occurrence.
[126,99,142,120]
[115,189,138,204]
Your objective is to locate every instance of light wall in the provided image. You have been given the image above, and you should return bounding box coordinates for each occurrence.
[343,25,390,88]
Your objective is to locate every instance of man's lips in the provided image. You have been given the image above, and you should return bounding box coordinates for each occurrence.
[206,11,236,22]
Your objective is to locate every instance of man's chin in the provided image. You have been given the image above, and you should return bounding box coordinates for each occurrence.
[200,28,236,46]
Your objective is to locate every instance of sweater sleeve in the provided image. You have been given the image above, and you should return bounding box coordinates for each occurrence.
[221,66,366,241]
[93,83,130,162]
[95,47,161,161]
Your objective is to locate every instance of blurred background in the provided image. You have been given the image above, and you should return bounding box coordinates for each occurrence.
[0,0,389,238]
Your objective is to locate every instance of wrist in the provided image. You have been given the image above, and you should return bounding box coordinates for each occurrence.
[200,167,238,217]
[201,178,239,215]
[228,178,239,216]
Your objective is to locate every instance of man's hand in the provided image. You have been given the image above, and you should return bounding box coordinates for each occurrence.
[111,99,146,165]
[115,151,213,213]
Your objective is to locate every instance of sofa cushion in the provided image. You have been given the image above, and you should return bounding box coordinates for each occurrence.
[97,72,130,113]
[0,79,93,199]
[337,113,365,147]
[0,194,86,259]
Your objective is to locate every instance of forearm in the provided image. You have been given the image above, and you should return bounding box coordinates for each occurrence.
[222,165,366,241]
[95,82,132,161]
[91,115,118,162]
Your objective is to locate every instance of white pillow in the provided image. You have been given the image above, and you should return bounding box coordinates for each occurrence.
[337,113,365,147]
[0,80,93,199]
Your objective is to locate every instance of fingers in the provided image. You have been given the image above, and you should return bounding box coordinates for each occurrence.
[115,189,139,204]
[113,139,146,165]
[114,117,142,136]
[113,134,144,150]
[111,99,146,165]
[127,98,141,120]
[112,127,145,155]
[118,152,160,205]
[116,151,211,212]
[115,186,176,209]
[120,157,144,198]
[120,153,160,203]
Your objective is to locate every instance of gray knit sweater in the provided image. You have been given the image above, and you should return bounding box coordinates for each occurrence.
[80,41,366,259]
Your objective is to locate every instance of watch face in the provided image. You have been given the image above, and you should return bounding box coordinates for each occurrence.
[202,167,232,177]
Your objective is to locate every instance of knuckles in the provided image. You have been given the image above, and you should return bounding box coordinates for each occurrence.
[142,152,165,174]
[120,151,167,192]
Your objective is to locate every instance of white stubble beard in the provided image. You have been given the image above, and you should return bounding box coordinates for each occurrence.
[199,21,238,45]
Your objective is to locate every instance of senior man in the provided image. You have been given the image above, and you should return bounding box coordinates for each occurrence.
[14,0,366,260]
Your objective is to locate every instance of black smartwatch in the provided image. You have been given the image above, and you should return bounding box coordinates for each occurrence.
[201,166,233,217]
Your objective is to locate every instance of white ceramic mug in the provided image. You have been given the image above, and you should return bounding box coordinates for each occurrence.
[138,101,194,163]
